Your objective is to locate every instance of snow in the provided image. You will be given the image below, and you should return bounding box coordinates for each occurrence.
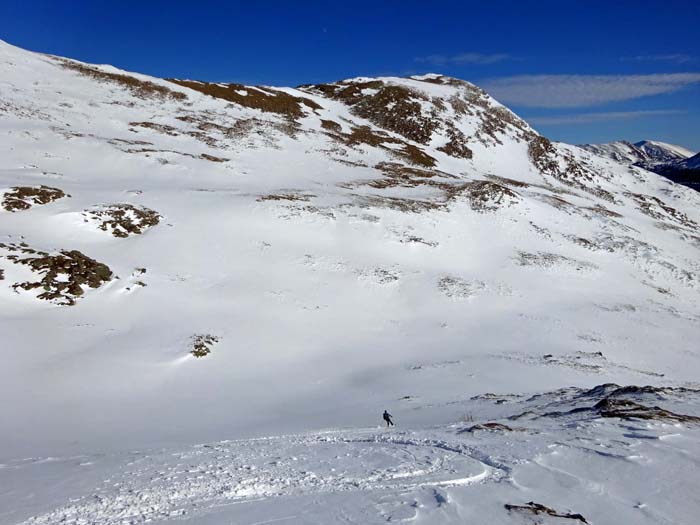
[634,140,695,160]
[1,39,699,524]
[4,387,700,524]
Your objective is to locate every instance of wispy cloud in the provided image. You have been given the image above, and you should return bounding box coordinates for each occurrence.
[482,73,700,108]
[528,109,685,126]
[622,54,695,64]
[415,52,510,66]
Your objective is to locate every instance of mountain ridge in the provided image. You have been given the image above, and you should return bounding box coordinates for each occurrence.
[581,139,698,190]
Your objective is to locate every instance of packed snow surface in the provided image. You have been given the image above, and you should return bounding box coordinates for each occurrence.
[1,39,700,523]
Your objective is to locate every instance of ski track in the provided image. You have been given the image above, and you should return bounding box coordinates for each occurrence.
[14,429,497,525]
[6,386,700,525]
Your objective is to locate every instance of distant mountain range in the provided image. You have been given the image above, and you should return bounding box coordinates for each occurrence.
[581,140,699,190]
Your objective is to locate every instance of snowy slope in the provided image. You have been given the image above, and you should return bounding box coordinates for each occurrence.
[1,40,700,524]
[580,140,648,164]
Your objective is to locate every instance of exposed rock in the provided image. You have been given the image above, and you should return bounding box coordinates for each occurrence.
[0,242,112,306]
[594,397,700,423]
[461,422,518,433]
[505,502,588,523]
[83,204,161,237]
[2,185,67,212]
[190,334,220,358]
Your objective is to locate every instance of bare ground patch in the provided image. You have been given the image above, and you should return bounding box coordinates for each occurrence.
[168,80,321,121]
[190,334,220,358]
[0,242,112,305]
[57,59,187,102]
[258,192,315,202]
[2,185,68,212]
[505,502,588,523]
[83,204,161,237]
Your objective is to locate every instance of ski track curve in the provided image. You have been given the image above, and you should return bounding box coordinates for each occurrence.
[17,428,501,525]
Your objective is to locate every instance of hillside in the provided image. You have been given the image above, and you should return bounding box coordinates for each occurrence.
[1,40,700,524]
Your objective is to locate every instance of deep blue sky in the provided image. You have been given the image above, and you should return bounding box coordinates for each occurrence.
[2,0,699,150]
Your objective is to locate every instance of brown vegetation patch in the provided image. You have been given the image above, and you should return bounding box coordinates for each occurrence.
[477,105,533,146]
[367,162,454,189]
[129,121,180,136]
[258,193,315,202]
[324,125,437,167]
[320,119,342,132]
[399,144,436,167]
[2,185,68,212]
[299,80,385,103]
[505,502,588,523]
[190,334,220,358]
[351,85,437,144]
[585,204,623,219]
[356,195,445,214]
[0,242,112,306]
[304,80,439,144]
[343,125,399,147]
[168,79,321,120]
[59,59,187,101]
[437,125,473,159]
[484,175,531,188]
[528,136,560,176]
[108,138,154,147]
[83,204,161,237]
[174,114,298,146]
[200,153,229,163]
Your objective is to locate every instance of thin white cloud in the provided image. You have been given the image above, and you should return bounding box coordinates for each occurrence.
[416,52,510,66]
[528,109,685,126]
[482,73,700,108]
[622,54,695,64]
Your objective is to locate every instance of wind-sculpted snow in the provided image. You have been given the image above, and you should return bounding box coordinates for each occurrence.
[1,39,700,524]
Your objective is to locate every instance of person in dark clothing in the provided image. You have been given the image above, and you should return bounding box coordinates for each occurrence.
[383,410,394,427]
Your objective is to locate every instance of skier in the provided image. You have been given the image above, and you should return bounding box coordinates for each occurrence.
[382,410,394,427]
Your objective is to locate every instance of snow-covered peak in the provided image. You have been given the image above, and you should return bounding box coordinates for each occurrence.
[634,139,695,162]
